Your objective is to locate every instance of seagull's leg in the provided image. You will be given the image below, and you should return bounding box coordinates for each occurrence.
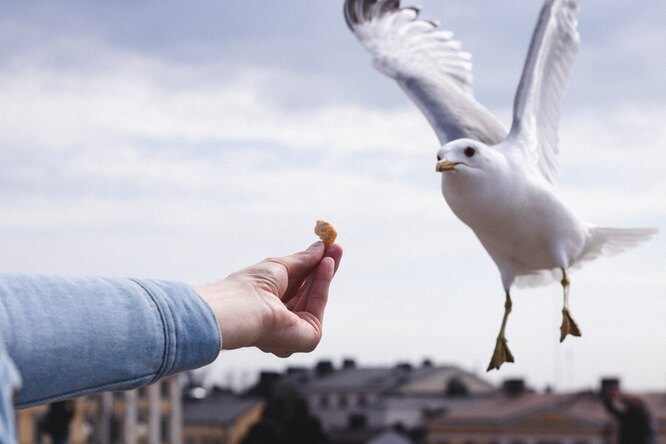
[559,270,582,342]
[487,290,515,371]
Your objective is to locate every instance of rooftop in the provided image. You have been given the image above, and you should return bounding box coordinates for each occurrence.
[429,389,666,432]
[183,390,263,426]
[287,360,495,398]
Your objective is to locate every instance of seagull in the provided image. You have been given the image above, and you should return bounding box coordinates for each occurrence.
[344,0,657,370]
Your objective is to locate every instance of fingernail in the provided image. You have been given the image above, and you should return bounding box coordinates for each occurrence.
[308,241,323,250]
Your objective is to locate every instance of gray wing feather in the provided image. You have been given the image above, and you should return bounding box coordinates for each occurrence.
[508,0,580,183]
[344,0,507,145]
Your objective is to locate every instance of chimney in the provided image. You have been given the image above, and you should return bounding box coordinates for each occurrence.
[601,377,620,395]
[286,366,308,375]
[342,358,357,369]
[315,360,335,377]
[503,379,526,396]
[286,366,309,384]
[395,362,413,372]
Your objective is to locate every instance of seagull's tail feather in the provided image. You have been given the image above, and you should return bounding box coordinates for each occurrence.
[514,226,657,289]
[515,269,561,289]
[578,226,658,264]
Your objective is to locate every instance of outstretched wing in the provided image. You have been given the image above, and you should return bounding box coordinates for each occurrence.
[344,0,507,145]
[507,0,580,183]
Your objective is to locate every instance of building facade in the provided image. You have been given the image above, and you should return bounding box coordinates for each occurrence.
[426,381,666,444]
[16,375,182,444]
[182,389,264,444]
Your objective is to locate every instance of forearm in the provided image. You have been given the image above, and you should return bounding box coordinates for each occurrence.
[0,274,221,408]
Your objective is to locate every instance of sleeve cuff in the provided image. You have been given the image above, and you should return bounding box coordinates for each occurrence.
[130,279,221,380]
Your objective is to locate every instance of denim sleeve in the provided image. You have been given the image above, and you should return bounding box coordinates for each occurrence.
[0,274,221,408]
[0,331,21,441]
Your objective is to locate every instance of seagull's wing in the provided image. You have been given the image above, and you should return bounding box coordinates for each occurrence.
[506,0,580,183]
[344,0,507,145]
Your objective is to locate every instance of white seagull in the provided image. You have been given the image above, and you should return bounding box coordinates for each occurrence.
[344,0,657,370]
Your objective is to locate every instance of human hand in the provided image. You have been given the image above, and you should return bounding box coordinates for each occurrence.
[194,241,343,357]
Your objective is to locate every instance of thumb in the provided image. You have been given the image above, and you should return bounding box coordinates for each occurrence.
[272,241,326,276]
[268,242,325,302]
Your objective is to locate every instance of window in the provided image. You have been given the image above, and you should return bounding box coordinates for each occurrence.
[338,393,348,409]
[319,394,330,409]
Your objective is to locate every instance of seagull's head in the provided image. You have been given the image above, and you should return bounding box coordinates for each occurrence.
[435,139,492,176]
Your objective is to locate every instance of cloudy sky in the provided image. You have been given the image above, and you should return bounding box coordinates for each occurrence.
[1,1,664,393]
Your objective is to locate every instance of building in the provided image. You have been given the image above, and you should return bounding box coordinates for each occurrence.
[426,379,666,444]
[16,375,183,444]
[18,361,665,444]
[182,388,264,444]
[251,359,495,443]
[17,375,264,444]
[299,360,495,433]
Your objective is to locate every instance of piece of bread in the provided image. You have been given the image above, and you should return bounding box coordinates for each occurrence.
[315,220,337,247]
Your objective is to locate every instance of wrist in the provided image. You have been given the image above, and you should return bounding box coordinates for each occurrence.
[193,281,267,351]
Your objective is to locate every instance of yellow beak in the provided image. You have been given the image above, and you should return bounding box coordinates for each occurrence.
[436,159,459,172]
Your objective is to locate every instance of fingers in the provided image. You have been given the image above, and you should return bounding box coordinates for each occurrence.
[277,257,335,351]
[274,241,326,275]
[272,242,326,302]
[304,256,336,322]
[285,243,343,311]
[257,242,343,357]
[261,250,341,356]
[324,243,344,274]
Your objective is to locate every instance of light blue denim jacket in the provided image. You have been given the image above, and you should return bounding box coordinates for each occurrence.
[0,273,221,442]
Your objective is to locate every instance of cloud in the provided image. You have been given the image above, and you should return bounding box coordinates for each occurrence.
[556,105,666,225]
[1,17,662,278]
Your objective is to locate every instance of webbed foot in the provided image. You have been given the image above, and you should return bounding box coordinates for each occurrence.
[487,335,515,371]
[560,307,582,342]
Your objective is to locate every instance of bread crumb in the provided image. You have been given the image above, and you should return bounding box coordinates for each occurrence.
[314,220,337,247]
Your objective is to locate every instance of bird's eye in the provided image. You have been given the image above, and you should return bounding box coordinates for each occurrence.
[437,154,442,161]
[464,147,476,158]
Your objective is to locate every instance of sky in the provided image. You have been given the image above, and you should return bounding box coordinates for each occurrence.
[0,1,664,393]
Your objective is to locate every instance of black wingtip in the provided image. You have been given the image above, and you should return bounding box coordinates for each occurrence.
[343,0,359,30]
[343,0,401,30]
